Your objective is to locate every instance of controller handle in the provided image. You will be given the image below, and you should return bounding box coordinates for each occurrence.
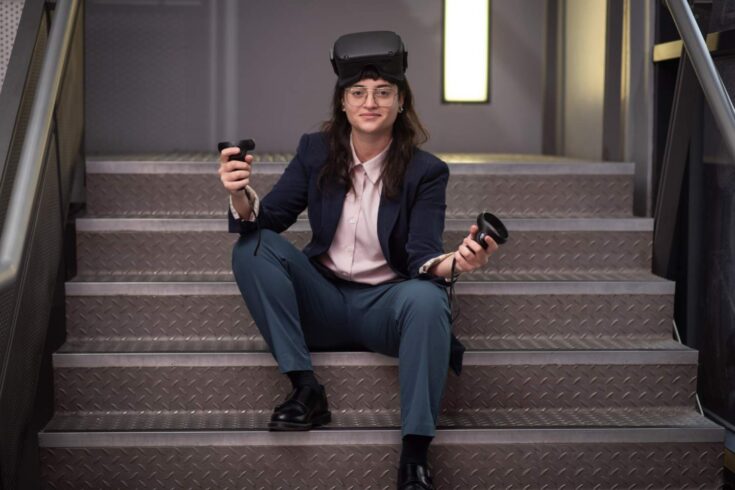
[218,139,256,161]
[474,212,509,248]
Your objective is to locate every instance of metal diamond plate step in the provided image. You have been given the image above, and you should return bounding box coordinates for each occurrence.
[38,427,723,489]
[87,152,632,165]
[69,271,672,283]
[73,218,653,278]
[42,150,722,487]
[56,337,684,353]
[51,350,699,413]
[64,280,675,345]
[85,155,634,219]
[41,406,716,432]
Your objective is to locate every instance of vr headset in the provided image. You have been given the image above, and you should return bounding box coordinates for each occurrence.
[330,31,408,87]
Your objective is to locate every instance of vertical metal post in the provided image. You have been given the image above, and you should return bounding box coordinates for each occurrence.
[602,0,624,161]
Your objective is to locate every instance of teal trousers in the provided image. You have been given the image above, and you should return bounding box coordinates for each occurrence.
[232,229,452,437]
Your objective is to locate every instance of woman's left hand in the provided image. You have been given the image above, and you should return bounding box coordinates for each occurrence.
[453,224,499,273]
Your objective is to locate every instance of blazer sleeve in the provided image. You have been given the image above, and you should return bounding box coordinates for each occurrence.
[406,158,450,281]
[228,133,311,235]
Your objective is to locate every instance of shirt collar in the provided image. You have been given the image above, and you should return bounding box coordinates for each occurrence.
[350,133,391,185]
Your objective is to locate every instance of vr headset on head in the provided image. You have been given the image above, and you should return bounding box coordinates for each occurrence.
[330,31,408,87]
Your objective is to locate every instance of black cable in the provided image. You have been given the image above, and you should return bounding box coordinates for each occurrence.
[243,187,262,256]
[448,256,461,324]
[252,205,262,256]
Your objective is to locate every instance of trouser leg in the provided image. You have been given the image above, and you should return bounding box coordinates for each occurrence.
[347,279,452,437]
[231,229,349,373]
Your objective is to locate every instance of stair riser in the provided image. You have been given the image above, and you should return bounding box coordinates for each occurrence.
[85,172,633,218]
[65,293,674,343]
[53,363,697,412]
[40,442,723,489]
[75,230,653,278]
[40,407,712,432]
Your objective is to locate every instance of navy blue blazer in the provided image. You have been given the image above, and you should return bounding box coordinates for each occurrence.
[228,132,465,374]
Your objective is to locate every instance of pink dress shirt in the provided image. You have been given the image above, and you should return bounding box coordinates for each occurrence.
[316,138,399,284]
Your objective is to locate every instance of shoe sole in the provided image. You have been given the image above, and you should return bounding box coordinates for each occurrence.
[267,411,332,431]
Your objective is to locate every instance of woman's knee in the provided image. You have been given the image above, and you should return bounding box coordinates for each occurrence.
[232,229,282,265]
[395,280,451,332]
[402,280,449,310]
[232,230,275,281]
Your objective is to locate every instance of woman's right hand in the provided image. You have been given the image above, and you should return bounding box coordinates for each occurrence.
[218,147,254,196]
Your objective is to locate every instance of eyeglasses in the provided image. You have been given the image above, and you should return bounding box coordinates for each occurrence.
[344,87,398,107]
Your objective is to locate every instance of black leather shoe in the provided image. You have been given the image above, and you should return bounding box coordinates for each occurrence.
[267,384,331,431]
[397,463,434,489]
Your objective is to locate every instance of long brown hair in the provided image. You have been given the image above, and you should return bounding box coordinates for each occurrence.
[318,68,429,200]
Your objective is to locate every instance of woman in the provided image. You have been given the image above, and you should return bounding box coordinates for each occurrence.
[219,31,497,490]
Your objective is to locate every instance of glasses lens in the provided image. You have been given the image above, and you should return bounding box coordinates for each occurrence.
[346,87,396,107]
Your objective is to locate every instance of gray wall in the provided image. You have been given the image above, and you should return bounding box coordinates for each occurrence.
[85,0,546,154]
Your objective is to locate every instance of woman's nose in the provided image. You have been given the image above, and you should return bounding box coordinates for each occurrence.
[363,91,378,108]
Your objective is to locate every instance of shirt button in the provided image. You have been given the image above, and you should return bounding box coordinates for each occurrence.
[347,246,353,252]
[349,218,356,224]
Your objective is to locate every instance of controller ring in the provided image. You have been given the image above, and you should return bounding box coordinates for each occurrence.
[475,212,508,247]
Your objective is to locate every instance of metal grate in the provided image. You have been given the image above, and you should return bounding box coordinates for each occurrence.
[42,406,716,432]
[0,0,25,95]
[39,441,724,489]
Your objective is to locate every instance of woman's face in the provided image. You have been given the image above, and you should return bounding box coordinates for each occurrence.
[342,77,405,138]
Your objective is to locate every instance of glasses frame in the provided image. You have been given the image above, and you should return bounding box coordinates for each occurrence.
[343,86,399,108]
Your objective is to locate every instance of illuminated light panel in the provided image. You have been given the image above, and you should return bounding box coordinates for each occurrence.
[443,0,490,103]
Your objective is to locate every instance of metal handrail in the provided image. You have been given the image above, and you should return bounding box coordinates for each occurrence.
[0,0,79,290]
[666,0,735,162]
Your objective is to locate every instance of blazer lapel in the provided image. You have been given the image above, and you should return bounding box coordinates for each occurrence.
[377,193,400,262]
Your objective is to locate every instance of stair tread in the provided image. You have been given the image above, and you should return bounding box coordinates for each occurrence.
[39,427,724,489]
[75,216,654,231]
[41,406,718,433]
[64,277,675,297]
[51,348,697,366]
[67,271,670,283]
[57,337,687,354]
[86,151,633,168]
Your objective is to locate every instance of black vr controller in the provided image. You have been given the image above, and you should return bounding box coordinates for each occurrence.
[474,212,509,248]
[219,139,260,254]
[218,139,256,161]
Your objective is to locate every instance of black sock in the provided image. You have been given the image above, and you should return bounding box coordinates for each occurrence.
[399,434,432,467]
[286,370,320,390]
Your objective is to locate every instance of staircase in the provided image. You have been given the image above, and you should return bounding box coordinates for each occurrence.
[38,151,724,488]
